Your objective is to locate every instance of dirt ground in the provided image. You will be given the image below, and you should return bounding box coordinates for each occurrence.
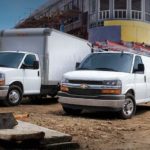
[1,98,150,150]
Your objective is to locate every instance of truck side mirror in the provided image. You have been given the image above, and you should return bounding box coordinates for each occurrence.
[76,62,80,69]
[138,64,144,72]
[33,61,39,69]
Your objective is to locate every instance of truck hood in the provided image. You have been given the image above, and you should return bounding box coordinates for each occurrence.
[64,70,129,81]
[0,67,17,73]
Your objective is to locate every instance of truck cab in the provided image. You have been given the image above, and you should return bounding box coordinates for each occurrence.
[59,51,149,119]
[0,51,40,106]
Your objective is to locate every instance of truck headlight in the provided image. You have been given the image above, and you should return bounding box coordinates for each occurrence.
[103,80,122,86]
[0,73,5,86]
[101,80,122,95]
[61,78,69,84]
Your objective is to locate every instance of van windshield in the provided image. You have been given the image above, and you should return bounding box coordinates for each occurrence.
[0,52,25,68]
[78,53,133,73]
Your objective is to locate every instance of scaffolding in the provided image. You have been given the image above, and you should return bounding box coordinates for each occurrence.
[15,1,88,39]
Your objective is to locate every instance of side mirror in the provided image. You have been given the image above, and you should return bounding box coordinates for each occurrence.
[21,63,27,69]
[76,62,80,69]
[138,64,144,72]
[33,61,39,69]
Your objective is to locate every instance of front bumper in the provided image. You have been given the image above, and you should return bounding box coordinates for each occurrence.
[0,86,9,100]
[58,92,125,109]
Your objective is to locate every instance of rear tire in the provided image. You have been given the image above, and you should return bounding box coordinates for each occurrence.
[63,106,82,115]
[4,85,23,106]
[119,93,136,119]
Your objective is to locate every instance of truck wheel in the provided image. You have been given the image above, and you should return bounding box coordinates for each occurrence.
[119,93,136,119]
[4,85,23,106]
[63,106,82,115]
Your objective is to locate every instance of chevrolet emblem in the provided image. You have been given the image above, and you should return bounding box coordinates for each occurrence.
[80,84,89,89]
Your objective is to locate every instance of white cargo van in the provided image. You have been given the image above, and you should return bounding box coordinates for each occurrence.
[0,28,90,106]
[59,50,150,119]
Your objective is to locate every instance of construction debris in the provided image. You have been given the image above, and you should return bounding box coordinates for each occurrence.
[0,113,79,149]
[0,113,17,129]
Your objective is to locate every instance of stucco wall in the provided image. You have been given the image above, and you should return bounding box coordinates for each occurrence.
[104,20,150,44]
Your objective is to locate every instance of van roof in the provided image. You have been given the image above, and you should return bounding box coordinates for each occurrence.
[0,51,37,55]
[93,50,150,57]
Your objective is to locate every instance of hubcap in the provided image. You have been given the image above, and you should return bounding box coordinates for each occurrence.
[123,98,134,117]
[9,90,20,104]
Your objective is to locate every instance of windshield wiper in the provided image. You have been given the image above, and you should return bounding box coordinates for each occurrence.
[95,68,118,72]
[77,67,90,70]
[0,65,8,67]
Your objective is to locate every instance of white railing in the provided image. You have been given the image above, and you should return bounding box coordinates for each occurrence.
[88,9,150,28]
[113,9,127,19]
[131,10,142,20]
[99,10,110,20]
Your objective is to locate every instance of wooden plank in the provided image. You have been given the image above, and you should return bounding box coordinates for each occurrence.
[14,121,72,144]
[0,129,45,141]
[45,142,80,150]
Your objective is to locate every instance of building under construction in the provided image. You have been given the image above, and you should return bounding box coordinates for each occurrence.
[15,0,88,39]
[16,0,150,44]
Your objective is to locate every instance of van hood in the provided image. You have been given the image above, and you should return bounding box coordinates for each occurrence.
[0,67,17,73]
[64,70,129,81]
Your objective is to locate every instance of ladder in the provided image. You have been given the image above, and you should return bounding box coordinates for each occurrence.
[91,41,150,56]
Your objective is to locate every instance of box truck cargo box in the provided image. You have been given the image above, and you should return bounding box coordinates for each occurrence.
[0,28,91,106]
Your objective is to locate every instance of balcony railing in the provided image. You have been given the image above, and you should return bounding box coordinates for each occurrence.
[89,9,150,28]
[99,10,110,20]
[131,10,142,20]
[113,9,127,19]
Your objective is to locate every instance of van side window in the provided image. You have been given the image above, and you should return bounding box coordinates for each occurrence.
[133,56,143,73]
[24,54,36,69]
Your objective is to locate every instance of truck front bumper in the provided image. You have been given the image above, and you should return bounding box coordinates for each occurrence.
[0,86,9,100]
[58,92,125,110]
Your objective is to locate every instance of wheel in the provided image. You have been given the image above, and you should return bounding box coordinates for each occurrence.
[119,93,136,119]
[63,106,82,115]
[4,85,23,106]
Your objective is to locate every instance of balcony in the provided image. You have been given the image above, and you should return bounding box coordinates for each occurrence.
[89,9,146,27]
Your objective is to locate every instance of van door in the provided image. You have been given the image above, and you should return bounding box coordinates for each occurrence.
[21,54,41,94]
[133,56,147,102]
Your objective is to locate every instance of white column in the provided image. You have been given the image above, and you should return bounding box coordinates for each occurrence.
[109,0,114,18]
[127,0,131,19]
[142,0,145,21]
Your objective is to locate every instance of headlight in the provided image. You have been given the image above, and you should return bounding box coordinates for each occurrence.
[102,80,122,86]
[61,78,69,84]
[0,73,5,86]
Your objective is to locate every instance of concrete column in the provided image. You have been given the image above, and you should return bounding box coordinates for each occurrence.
[142,0,145,21]
[109,0,114,19]
[96,0,99,25]
[127,0,131,19]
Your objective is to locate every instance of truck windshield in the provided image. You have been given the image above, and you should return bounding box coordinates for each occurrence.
[78,53,133,73]
[0,52,25,68]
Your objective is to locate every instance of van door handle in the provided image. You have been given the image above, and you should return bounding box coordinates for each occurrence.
[38,71,40,76]
[144,76,146,82]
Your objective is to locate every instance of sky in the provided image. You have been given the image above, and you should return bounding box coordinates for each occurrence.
[0,0,48,30]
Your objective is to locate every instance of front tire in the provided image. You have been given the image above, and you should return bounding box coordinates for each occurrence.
[119,93,136,119]
[4,85,23,106]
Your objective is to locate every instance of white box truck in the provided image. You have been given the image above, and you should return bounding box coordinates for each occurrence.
[59,49,150,119]
[0,28,91,106]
